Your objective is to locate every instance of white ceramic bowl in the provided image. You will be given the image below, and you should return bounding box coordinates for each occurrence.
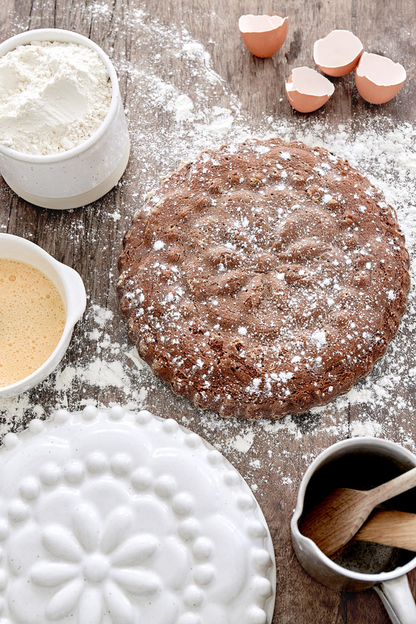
[0,29,130,209]
[0,233,86,397]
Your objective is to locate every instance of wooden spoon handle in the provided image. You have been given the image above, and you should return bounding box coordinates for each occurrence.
[370,466,416,507]
[355,510,416,551]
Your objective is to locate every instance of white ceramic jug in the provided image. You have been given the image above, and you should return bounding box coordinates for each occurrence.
[291,438,416,624]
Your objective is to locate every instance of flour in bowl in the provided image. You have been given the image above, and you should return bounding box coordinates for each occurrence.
[0,41,112,155]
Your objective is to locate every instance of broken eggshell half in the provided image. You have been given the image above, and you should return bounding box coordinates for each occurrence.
[239,14,289,58]
[313,29,363,77]
[286,67,335,113]
[355,52,406,104]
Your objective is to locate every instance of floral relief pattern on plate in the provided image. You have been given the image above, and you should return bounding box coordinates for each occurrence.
[0,408,275,624]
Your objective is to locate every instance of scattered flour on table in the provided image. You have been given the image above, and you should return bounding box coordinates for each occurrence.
[233,431,255,453]
[350,421,383,438]
[2,2,416,492]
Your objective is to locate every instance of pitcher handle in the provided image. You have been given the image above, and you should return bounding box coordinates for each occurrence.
[374,575,416,624]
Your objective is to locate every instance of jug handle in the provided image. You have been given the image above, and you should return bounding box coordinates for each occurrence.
[374,575,416,624]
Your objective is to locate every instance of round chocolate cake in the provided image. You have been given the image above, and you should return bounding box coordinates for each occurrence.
[118,138,410,419]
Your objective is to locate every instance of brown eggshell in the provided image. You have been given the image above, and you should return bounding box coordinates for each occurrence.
[239,14,289,59]
[285,67,335,113]
[355,52,406,104]
[313,30,363,77]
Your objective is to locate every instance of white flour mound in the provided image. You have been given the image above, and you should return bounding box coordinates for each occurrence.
[0,41,112,154]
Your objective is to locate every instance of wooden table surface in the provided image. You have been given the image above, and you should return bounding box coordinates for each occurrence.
[0,1,415,623]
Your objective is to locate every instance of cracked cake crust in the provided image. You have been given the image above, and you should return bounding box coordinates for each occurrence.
[117,138,410,420]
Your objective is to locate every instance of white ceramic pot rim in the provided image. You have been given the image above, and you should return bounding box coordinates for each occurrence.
[0,28,119,164]
[292,437,416,584]
[0,233,86,395]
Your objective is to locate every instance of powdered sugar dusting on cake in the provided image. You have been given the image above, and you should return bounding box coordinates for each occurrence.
[118,138,409,418]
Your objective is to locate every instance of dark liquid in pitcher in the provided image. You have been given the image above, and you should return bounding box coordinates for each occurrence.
[300,450,416,574]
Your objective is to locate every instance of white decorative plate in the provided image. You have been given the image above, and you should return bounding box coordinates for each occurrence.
[0,407,276,624]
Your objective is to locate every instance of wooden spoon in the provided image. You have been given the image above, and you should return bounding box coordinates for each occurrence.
[354,510,416,552]
[299,466,416,556]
